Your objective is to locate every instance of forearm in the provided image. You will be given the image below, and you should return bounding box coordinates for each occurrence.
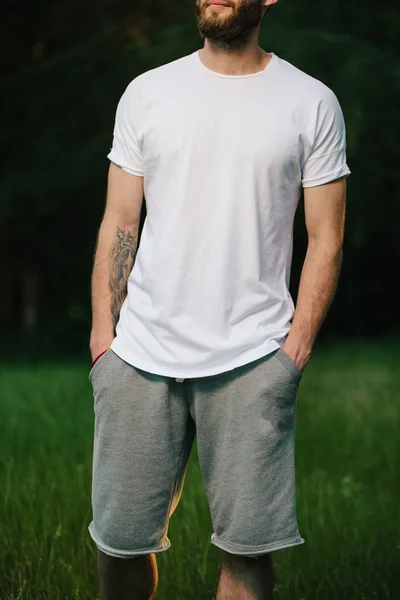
[284,238,343,368]
[90,217,139,345]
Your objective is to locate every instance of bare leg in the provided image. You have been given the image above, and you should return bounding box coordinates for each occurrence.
[97,550,159,600]
[216,551,274,600]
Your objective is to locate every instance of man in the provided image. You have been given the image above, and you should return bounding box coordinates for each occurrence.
[88,0,350,597]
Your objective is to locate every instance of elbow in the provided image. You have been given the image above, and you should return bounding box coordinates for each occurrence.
[307,234,344,260]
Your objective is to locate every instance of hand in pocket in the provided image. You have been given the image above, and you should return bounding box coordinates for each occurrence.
[91,348,110,369]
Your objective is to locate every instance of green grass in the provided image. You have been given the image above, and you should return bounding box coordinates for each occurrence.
[1,341,399,599]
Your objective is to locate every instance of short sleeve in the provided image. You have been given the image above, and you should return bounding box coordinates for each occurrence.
[301,89,351,188]
[107,82,144,177]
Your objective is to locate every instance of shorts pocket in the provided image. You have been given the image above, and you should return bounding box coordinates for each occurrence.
[275,348,302,386]
[89,348,112,383]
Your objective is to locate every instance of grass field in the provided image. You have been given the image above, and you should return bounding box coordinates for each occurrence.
[1,341,399,600]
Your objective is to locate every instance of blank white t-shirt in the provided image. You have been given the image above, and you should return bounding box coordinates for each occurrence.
[107,50,351,379]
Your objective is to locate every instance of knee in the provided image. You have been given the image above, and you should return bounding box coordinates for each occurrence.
[98,549,156,567]
[98,550,157,577]
[247,553,271,560]
[222,549,271,564]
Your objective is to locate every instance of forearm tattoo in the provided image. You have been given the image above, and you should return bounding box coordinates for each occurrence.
[109,228,138,332]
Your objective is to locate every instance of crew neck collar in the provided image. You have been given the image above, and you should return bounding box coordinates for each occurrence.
[194,49,276,79]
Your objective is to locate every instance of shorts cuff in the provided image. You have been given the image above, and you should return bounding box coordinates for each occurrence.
[210,533,305,555]
[88,523,171,558]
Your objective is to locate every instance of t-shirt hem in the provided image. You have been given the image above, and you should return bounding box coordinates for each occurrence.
[110,337,283,379]
[302,165,351,188]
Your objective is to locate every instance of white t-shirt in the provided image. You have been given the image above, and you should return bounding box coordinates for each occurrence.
[107,49,351,379]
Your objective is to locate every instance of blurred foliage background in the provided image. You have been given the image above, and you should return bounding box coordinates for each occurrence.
[2,0,399,360]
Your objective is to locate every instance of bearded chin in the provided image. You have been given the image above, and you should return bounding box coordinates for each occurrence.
[199,25,254,49]
[196,2,263,48]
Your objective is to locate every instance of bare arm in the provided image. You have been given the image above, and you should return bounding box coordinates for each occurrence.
[282,177,347,372]
[89,162,144,361]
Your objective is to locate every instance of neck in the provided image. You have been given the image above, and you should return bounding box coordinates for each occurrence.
[199,41,271,76]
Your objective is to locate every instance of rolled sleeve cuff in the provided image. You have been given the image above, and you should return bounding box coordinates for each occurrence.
[107,136,144,177]
[302,164,351,188]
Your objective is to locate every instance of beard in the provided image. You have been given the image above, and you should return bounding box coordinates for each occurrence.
[194,0,264,50]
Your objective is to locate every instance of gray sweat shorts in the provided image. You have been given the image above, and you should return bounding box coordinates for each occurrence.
[87,347,305,559]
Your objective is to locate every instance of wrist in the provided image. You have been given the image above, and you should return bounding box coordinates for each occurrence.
[90,323,114,340]
[90,327,115,356]
[91,347,110,368]
[282,336,313,372]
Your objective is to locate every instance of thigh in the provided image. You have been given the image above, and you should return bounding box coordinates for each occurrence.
[191,349,304,555]
[88,349,195,558]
